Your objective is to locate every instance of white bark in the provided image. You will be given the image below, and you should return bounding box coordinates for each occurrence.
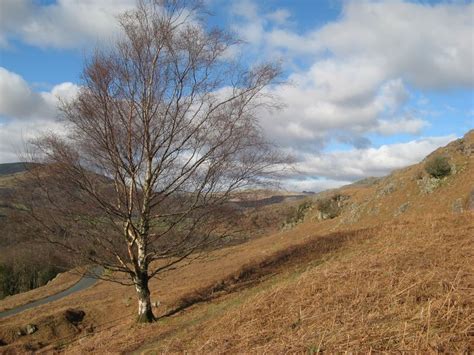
[135,277,154,323]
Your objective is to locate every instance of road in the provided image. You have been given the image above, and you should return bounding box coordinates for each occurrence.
[0,267,102,320]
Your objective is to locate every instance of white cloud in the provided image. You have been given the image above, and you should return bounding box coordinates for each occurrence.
[281,134,455,192]
[0,119,65,163]
[313,1,474,89]
[266,9,291,25]
[0,67,51,119]
[375,116,428,136]
[0,67,79,120]
[294,135,456,183]
[0,68,79,162]
[245,0,473,91]
[0,0,136,49]
[229,0,472,154]
[260,76,426,150]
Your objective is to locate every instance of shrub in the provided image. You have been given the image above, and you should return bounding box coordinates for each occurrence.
[318,197,340,219]
[425,156,451,178]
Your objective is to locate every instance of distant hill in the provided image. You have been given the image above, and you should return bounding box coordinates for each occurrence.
[0,162,35,176]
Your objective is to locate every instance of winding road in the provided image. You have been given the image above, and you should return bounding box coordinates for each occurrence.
[0,267,102,320]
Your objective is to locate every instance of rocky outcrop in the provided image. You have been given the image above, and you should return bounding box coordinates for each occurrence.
[417,176,443,194]
[377,182,396,197]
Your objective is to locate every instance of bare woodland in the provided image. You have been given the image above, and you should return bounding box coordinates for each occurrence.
[23,0,285,322]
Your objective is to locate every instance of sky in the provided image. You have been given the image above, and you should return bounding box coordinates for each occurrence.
[0,0,473,192]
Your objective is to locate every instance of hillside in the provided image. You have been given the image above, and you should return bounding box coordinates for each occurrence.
[0,165,303,300]
[302,129,474,227]
[0,131,473,352]
[0,167,74,300]
[0,163,31,177]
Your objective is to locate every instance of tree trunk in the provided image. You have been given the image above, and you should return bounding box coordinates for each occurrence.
[135,272,155,323]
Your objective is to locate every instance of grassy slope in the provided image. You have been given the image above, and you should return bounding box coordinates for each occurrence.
[0,169,28,219]
[140,215,474,353]
[0,131,472,352]
[135,131,474,353]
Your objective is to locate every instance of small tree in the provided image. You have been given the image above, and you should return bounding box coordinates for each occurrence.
[425,156,451,178]
[24,0,285,323]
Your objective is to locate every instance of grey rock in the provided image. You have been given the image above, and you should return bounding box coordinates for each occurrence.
[468,190,474,211]
[399,202,410,213]
[452,198,464,213]
[25,324,37,335]
[395,202,410,216]
[417,176,442,194]
[377,182,396,197]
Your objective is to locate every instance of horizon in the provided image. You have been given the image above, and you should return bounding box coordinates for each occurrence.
[0,0,473,192]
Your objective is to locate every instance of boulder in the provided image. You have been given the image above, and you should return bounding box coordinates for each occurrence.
[25,324,37,335]
[64,309,85,325]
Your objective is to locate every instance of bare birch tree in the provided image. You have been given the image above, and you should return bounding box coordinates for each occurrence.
[24,0,284,322]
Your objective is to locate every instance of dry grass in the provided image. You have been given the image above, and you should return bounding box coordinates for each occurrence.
[169,229,371,315]
[0,215,349,353]
[140,214,474,353]
[0,213,472,353]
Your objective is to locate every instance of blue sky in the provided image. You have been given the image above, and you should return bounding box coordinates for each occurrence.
[0,0,473,191]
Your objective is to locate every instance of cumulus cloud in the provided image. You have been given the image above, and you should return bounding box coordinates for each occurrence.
[260,75,427,151]
[313,1,474,89]
[238,0,473,89]
[0,67,79,120]
[0,0,136,49]
[0,68,79,162]
[0,119,65,163]
[276,134,455,191]
[0,68,51,119]
[232,0,472,153]
[295,135,456,183]
[375,116,428,136]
